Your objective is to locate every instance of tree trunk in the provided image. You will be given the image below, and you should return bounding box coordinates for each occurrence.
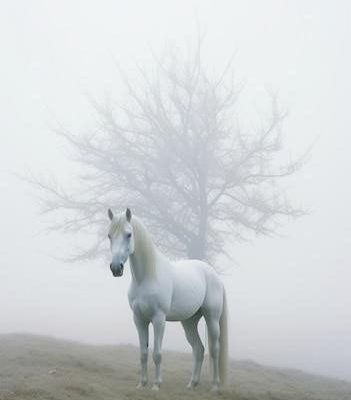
[187,235,207,260]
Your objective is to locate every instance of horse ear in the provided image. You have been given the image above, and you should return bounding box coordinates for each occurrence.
[108,208,114,221]
[126,208,132,222]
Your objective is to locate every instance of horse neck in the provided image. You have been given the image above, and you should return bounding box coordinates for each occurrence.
[129,218,156,284]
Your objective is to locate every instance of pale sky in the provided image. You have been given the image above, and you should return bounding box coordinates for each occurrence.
[0,0,350,380]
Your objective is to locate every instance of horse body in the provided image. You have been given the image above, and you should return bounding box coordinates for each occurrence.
[166,259,209,321]
[108,209,228,391]
[129,257,217,322]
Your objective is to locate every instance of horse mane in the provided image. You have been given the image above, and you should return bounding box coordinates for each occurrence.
[131,216,156,279]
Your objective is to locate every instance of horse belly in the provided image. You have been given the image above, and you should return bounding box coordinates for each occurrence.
[166,262,207,321]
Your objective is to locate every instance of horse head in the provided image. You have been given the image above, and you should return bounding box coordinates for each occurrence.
[107,208,134,277]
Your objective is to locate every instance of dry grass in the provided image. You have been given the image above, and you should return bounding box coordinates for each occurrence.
[0,334,350,400]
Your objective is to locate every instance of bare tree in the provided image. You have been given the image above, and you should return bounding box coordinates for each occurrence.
[33,42,305,263]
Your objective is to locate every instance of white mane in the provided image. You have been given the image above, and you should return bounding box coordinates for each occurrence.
[130,216,156,279]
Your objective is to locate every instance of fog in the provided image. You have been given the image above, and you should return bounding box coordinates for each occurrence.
[1,0,350,381]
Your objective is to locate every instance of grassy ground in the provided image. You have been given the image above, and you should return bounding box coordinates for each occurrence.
[0,334,350,400]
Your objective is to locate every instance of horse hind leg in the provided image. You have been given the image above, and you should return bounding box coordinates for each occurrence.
[181,309,204,389]
[204,313,221,391]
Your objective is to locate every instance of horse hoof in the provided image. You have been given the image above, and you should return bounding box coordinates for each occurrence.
[186,380,199,389]
[211,384,220,392]
[136,382,147,389]
[152,384,160,391]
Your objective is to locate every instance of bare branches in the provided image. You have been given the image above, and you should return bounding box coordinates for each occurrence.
[31,42,305,263]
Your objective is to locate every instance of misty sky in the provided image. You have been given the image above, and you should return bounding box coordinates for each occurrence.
[0,0,350,381]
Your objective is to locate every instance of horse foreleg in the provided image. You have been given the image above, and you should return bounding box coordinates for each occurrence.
[151,312,166,390]
[133,314,149,388]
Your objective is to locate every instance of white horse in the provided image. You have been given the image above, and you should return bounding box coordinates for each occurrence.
[107,208,228,391]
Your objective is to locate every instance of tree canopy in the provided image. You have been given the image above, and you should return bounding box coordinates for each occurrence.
[33,42,305,264]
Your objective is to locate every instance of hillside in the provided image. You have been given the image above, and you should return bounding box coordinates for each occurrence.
[0,334,350,400]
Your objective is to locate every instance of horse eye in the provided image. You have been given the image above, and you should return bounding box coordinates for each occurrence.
[126,233,132,239]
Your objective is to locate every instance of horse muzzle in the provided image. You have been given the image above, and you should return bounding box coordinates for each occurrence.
[110,263,124,277]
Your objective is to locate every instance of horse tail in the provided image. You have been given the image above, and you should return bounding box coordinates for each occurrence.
[219,288,228,385]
